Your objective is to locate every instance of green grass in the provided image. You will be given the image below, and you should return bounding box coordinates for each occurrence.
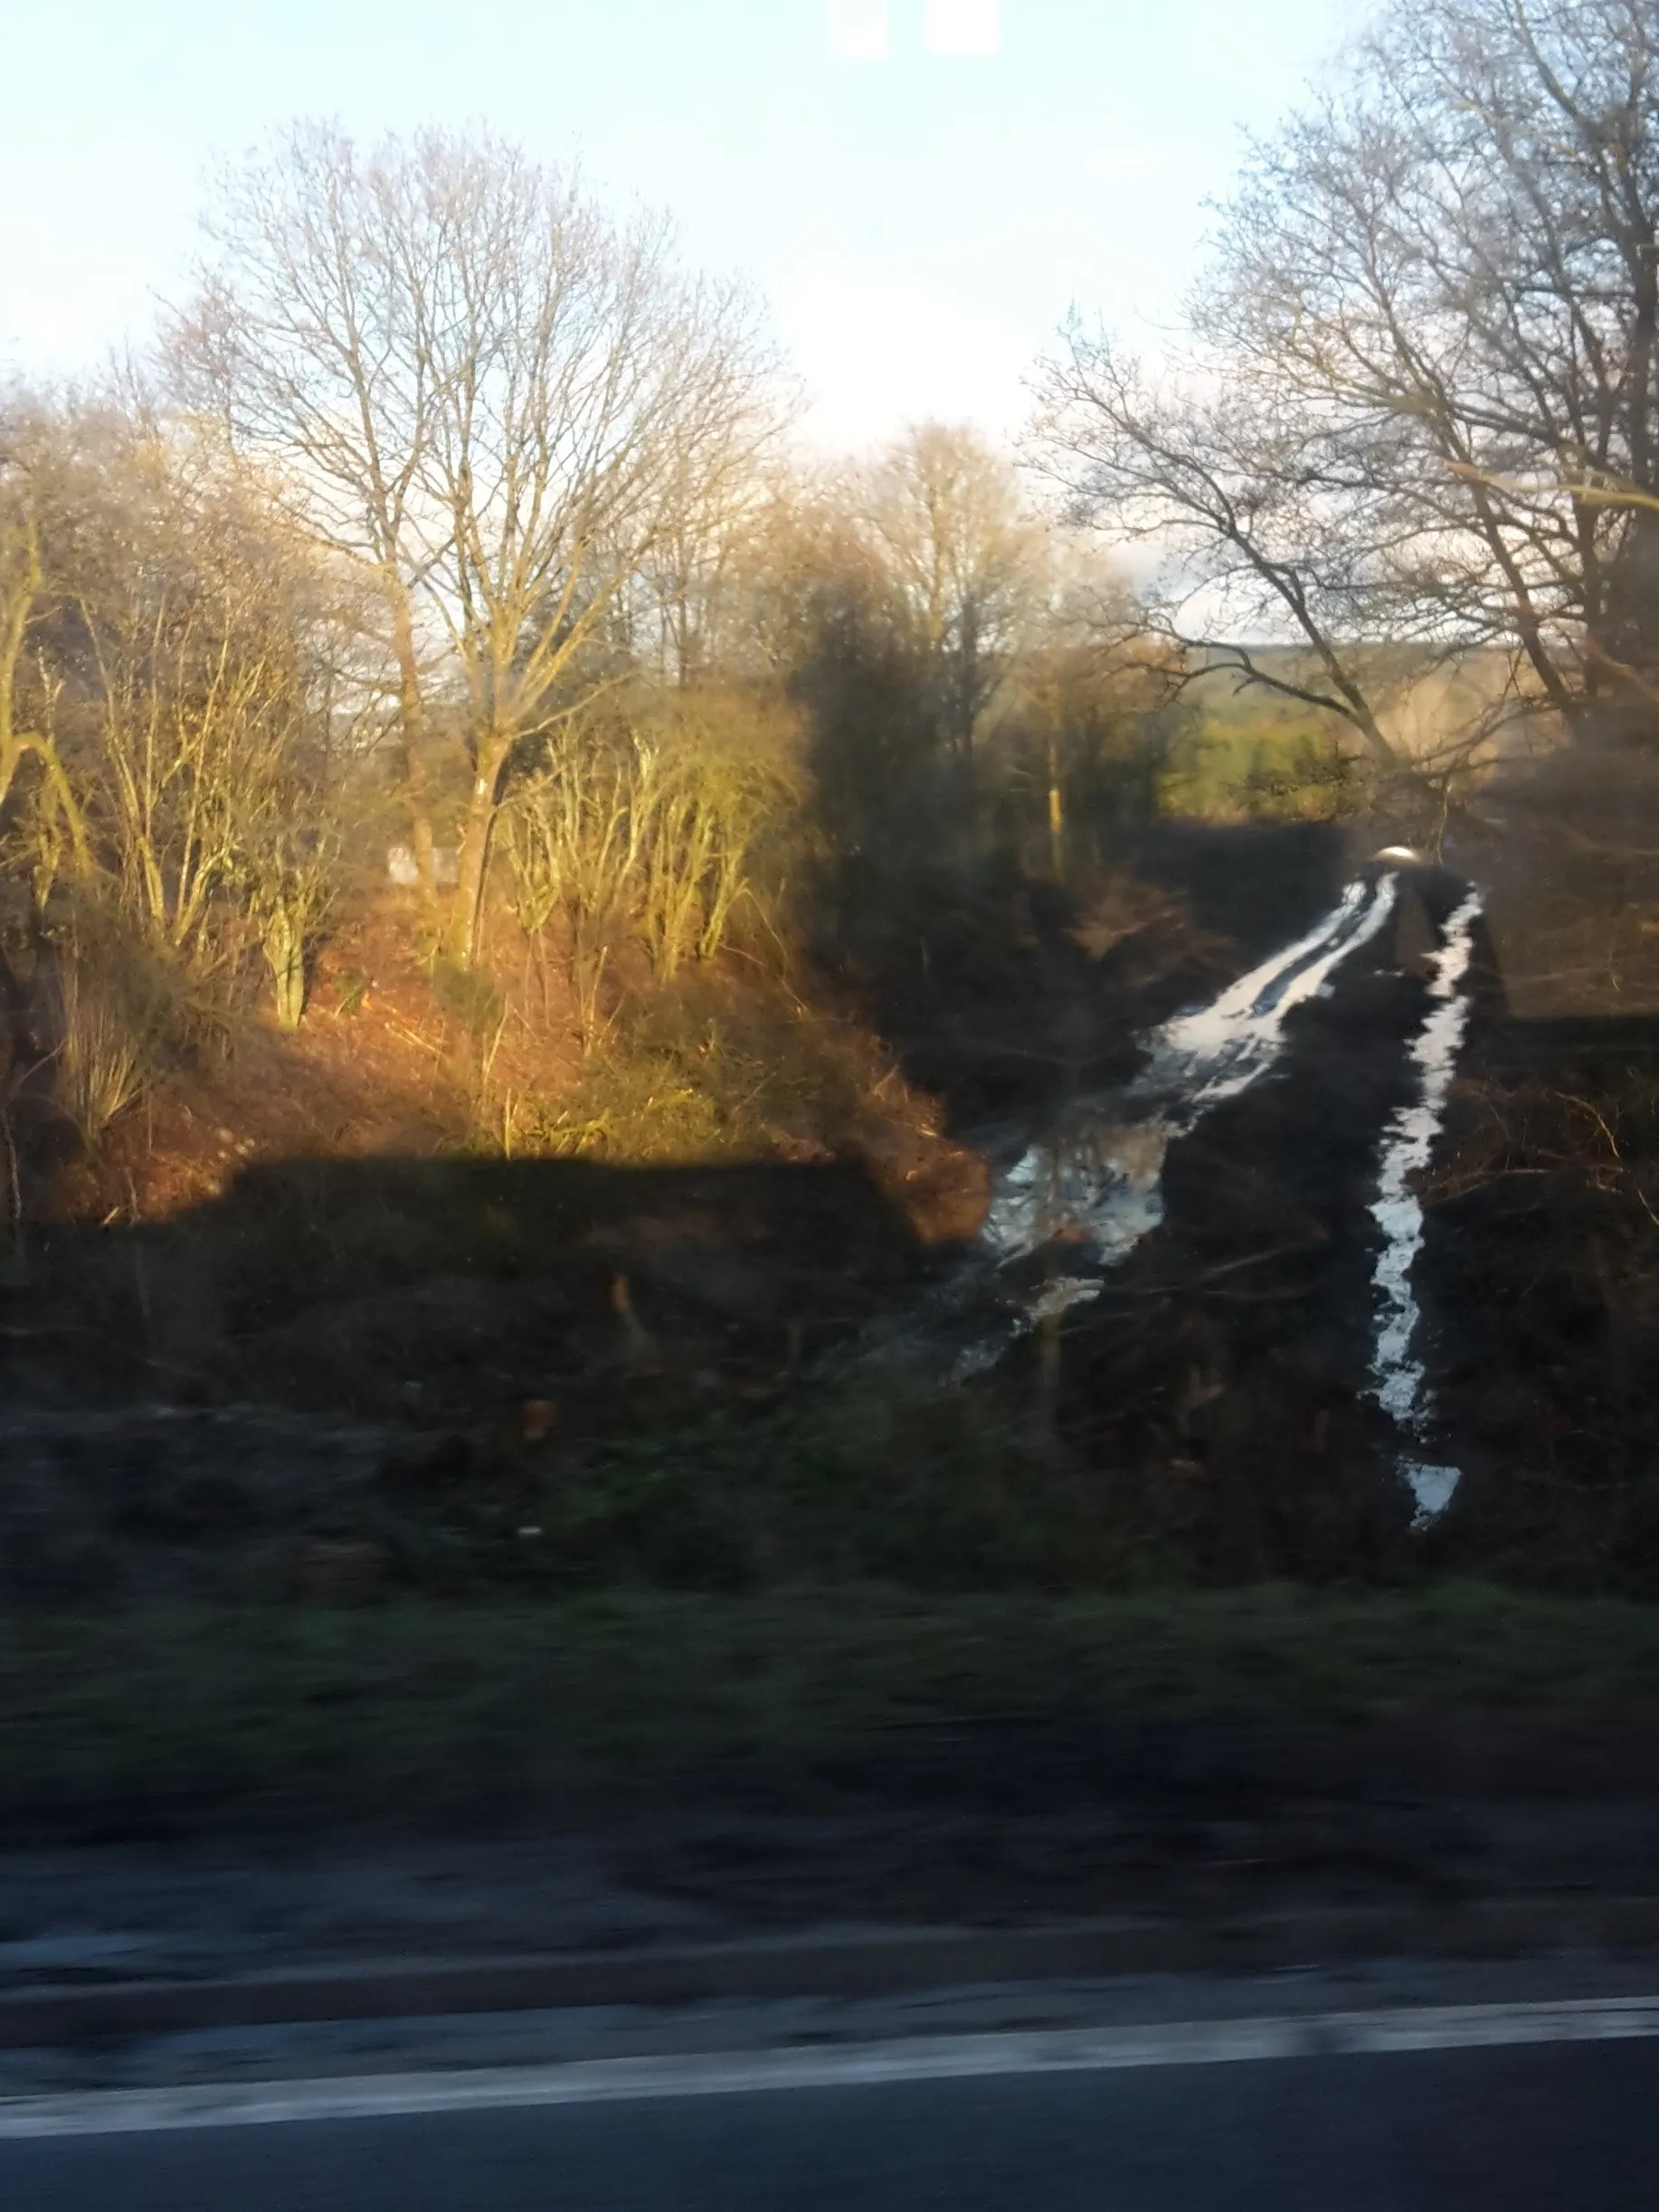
[1,1583,1654,1841]
[1161,712,1361,821]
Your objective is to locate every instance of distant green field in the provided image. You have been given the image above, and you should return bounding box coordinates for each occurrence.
[1162,645,1523,819]
[1163,693,1358,820]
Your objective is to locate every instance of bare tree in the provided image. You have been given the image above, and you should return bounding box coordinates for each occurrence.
[169,124,782,961]
[859,422,1042,767]
[1002,553,1180,875]
[1031,345,1411,769]
[722,443,1126,871]
[166,130,444,893]
[0,408,90,860]
[1035,0,1659,770]
[629,436,795,691]
[23,402,349,1020]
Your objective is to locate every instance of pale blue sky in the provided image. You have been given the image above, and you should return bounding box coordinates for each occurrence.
[1,0,1363,448]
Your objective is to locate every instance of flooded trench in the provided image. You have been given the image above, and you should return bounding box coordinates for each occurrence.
[879,856,1488,1525]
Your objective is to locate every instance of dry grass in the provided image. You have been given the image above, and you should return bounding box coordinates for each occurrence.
[53,958,150,1144]
[503,690,804,1043]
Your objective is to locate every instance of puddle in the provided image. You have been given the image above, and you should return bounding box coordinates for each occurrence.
[858,861,1484,1496]
[981,872,1401,1281]
[1366,887,1484,1524]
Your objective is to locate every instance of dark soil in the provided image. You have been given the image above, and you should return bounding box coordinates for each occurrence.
[0,1585,1655,1855]
[1,808,1656,1600]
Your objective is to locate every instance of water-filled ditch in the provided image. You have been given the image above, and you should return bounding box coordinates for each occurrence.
[875,855,1485,1524]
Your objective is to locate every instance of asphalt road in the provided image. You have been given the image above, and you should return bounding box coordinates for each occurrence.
[5,2037,1657,2211]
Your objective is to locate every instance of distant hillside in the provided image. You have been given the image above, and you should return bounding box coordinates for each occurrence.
[1185,644,1540,752]
[1167,646,1550,819]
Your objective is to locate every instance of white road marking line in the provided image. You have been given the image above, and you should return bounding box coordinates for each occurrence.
[1,1997,1656,2138]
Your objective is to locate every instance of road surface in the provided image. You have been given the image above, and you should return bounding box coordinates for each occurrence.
[4,2016,1656,2208]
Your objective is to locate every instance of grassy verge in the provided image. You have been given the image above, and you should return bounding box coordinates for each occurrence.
[1,1583,1655,1842]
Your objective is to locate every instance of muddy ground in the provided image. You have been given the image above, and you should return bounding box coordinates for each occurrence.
[0,772,1654,1988]
[2,1737,1657,1984]
[0,1583,1655,1922]
[1,808,1657,1601]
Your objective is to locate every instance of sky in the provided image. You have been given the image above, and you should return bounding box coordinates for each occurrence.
[0,0,1365,451]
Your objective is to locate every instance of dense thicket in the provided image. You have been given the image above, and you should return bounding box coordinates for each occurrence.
[0,129,1166,1170]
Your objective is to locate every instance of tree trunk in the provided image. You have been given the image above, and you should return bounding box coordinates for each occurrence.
[389,591,439,905]
[1585,508,1659,746]
[1047,731,1066,883]
[449,738,509,967]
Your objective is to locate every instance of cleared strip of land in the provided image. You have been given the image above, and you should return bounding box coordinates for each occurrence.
[1,1583,1655,1839]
